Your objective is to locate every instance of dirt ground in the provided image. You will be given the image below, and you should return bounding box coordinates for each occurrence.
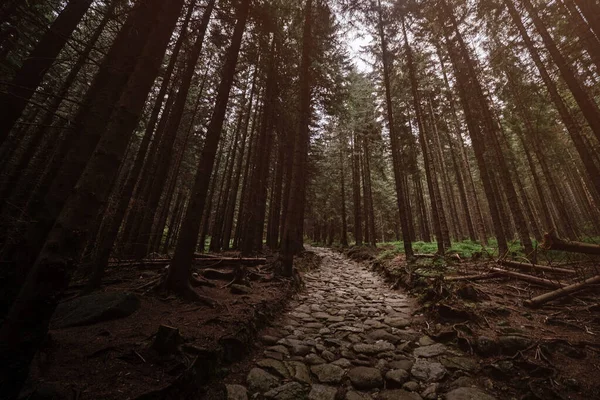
[347,245,600,400]
[22,252,321,400]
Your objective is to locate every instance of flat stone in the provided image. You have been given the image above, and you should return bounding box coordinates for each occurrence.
[306,322,325,329]
[389,359,413,371]
[264,382,306,400]
[385,369,409,388]
[421,383,438,400]
[308,384,338,400]
[322,350,336,362]
[410,359,446,382]
[257,359,290,378]
[346,391,373,400]
[403,381,420,392]
[332,358,352,368]
[261,335,280,345]
[445,387,497,400]
[327,315,345,322]
[285,360,311,383]
[353,341,395,355]
[225,384,248,400]
[247,368,279,393]
[440,357,479,372]
[384,317,410,328]
[314,312,332,319]
[378,390,423,400]
[367,329,402,344]
[418,336,436,346]
[305,353,326,365]
[291,344,312,356]
[267,345,290,356]
[310,364,345,384]
[347,367,383,390]
[413,343,447,358]
[52,292,140,328]
[337,325,365,333]
[264,350,284,361]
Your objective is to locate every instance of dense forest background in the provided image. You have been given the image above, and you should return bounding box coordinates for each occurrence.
[0,0,599,396]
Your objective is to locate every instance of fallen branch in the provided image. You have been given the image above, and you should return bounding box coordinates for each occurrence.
[542,232,600,255]
[524,275,600,308]
[498,260,576,275]
[490,267,566,288]
[444,273,501,282]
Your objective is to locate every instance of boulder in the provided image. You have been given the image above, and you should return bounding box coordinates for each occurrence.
[385,369,409,388]
[225,384,248,400]
[410,359,446,382]
[264,382,306,400]
[445,387,496,400]
[247,368,279,393]
[310,364,345,384]
[347,367,383,390]
[308,384,338,400]
[378,389,423,400]
[52,291,140,328]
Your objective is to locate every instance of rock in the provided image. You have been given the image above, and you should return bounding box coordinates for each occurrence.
[440,357,478,372]
[305,353,326,365]
[378,389,423,400]
[418,336,436,346]
[384,317,410,328]
[448,376,475,389]
[231,284,252,294]
[308,384,338,400]
[247,368,279,393]
[264,382,306,400]
[367,329,402,344]
[265,350,285,361]
[353,341,395,355]
[291,344,312,356]
[348,367,383,390]
[385,369,409,388]
[285,361,312,384]
[310,364,345,384]
[413,343,446,358]
[389,359,413,371]
[445,387,496,400]
[498,335,532,355]
[421,383,438,400]
[346,391,373,400]
[261,335,280,345]
[322,350,336,362]
[267,345,290,356]
[225,384,248,400]
[52,291,140,328]
[332,358,352,368]
[257,359,291,378]
[475,336,497,356]
[410,359,446,382]
[403,381,420,392]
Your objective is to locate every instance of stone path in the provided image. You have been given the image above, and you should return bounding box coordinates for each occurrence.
[225,248,496,400]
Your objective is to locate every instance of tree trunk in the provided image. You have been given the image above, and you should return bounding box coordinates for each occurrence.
[280,0,313,275]
[166,0,250,295]
[376,0,413,257]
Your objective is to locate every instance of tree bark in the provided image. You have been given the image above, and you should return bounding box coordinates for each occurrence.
[166,0,250,294]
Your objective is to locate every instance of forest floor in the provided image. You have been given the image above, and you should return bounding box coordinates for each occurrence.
[22,251,321,400]
[21,245,599,399]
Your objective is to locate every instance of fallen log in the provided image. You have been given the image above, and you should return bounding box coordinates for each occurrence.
[498,260,576,275]
[490,268,566,288]
[542,232,600,255]
[445,273,501,282]
[194,257,266,267]
[524,275,600,308]
[201,268,235,281]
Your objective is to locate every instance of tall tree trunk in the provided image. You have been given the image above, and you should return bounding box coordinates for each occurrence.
[376,0,413,257]
[351,132,363,246]
[166,0,250,296]
[339,137,349,247]
[280,0,313,275]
